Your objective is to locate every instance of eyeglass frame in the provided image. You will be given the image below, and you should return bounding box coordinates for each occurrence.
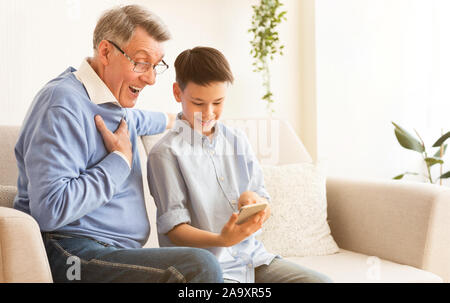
[107,40,169,74]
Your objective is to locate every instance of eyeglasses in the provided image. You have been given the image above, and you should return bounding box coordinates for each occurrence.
[107,40,169,74]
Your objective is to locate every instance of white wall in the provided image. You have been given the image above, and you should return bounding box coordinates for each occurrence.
[4,0,448,185]
[0,0,304,140]
[315,0,450,184]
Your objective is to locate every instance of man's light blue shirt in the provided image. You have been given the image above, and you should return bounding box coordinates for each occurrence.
[147,114,277,283]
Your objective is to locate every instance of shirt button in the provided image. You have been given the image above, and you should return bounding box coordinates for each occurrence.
[219,177,224,182]
[210,150,215,155]
[247,263,253,268]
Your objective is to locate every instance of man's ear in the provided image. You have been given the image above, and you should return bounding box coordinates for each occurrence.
[97,40,112,66]
[173,82,182,103]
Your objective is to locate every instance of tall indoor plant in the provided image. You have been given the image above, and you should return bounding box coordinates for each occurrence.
[249,0,287,113]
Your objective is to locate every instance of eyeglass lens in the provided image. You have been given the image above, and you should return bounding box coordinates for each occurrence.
[134,63,167,74]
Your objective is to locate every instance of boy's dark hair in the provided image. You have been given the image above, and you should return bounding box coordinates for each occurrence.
[174,47,234,91]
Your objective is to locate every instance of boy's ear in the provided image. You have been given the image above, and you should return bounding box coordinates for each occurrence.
[173,82,182,103]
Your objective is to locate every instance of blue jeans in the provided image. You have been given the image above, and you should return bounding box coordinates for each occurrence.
[42,232,223,283]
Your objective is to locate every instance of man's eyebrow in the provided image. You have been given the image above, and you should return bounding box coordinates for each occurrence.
[134,50,164,62]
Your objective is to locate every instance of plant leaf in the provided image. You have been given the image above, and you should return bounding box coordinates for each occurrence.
[432,131,450,147]
[425,157,444,167]
[393,172,419,180]
[439,171,450,179]
[392,122,424,153]
[433,144,447,157]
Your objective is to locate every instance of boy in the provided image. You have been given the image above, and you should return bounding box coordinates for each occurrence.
[147,47,331,283]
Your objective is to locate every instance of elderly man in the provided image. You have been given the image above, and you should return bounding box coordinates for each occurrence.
[13,5,223,283]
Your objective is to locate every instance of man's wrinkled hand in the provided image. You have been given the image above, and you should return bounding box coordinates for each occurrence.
[95,115,132,165]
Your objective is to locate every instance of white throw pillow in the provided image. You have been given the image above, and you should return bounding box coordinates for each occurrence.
[257,163,339,257]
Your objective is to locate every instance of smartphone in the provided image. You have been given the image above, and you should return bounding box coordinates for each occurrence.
[236,202,268,225]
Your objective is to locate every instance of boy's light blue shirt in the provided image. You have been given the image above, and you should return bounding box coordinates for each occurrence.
[147,114,277,283]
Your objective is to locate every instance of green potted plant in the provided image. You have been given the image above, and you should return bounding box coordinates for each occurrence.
[249,0,287,113]
[392,122,450,184]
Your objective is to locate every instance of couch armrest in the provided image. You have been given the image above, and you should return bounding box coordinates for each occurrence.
[326,177,450,282]
[0,207,53,282]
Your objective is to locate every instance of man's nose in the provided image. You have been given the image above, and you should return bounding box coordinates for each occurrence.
[140,68,156,86]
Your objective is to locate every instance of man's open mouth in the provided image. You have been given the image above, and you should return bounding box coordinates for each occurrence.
[129,85,142,94]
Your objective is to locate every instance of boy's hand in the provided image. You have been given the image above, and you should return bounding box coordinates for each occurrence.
[238,191,263,209]
[238,190,271,224]
[218,211,265,247]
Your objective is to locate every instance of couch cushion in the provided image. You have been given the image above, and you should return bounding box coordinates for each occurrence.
[141,132,168,156]
[0,207,53,282]
[257,163,339,257]
[0,185,17,208]
[0,126,20,186]
[287,249,443,283]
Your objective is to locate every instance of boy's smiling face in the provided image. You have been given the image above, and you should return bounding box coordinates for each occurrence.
[173,81,227,137]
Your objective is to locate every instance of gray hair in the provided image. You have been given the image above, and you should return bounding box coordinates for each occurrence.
[93,5,171,51]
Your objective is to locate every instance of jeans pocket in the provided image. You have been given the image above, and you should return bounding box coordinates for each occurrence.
[47,232,76,241]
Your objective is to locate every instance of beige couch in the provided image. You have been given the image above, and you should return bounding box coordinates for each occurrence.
[0,119,449,283]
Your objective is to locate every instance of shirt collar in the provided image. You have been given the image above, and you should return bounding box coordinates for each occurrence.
[172,112,221,146]
[73,58,121,107]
